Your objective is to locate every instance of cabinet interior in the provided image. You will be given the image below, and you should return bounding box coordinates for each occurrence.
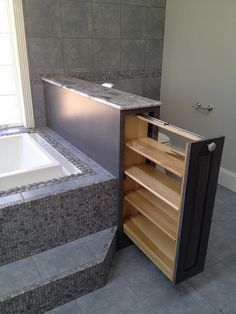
[123,114,201,281]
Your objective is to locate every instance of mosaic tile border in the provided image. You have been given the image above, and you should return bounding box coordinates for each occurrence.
[31,68,162,85]
[0,128,94,197]
[0,227,117,314]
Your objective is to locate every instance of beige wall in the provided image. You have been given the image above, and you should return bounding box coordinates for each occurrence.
[161,0,236,190]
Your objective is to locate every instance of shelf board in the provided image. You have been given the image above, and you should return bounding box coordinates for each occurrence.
[137,114,201,141]
[126,137,185,178]
[125,188,178,240]
[167,143,186,158]
[124,214,175,280]
[125,164,182,211]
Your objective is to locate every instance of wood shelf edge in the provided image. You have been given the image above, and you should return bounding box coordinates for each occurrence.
[124,190,178,241]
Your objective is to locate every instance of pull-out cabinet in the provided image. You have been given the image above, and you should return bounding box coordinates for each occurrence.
[123,114,224,284]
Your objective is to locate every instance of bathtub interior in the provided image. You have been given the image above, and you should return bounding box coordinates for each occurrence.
[0,133,82,191]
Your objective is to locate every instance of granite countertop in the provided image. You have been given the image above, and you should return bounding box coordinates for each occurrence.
[42,76,161,111]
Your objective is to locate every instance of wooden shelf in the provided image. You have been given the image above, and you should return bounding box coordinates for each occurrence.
[126,137,185,178]
[124,214,175,280]
[125,188,178,240]
[125,164,182,211]
[137,114,201,141]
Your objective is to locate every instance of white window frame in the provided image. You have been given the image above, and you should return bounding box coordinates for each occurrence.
[5,0,35,128]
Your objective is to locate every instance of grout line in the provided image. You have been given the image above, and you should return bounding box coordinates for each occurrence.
[119,1,121,70]
[144,5,148,69]
[31,256,44,281]
[26,36,164,41]
[59,0,65,74]
[93,2,166,9]
[91,1,95,72]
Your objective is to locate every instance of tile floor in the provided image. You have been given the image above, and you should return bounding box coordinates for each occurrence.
[47,185,236,314]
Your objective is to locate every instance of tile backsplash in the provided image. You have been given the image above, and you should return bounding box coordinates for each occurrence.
[23,0,166,126]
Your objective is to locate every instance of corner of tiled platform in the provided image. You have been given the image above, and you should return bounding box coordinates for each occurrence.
[0,128,118,313]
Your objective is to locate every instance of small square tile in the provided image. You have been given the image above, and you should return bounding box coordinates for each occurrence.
[121,5,145,39]
[93,3,120,38]
[61,0,92,38]
[63,39,93,72]
[93,39,120,71]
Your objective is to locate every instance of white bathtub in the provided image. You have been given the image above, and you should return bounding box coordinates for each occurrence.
[0,133,81,191]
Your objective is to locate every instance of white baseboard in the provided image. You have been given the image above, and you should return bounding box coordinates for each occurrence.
[218,167,236,192]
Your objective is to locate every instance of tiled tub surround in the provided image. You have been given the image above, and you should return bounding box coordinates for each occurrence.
[0,132,82,191]
[0,227,117,314]
[0,128,117,266]
[0,128,93,197]
[22,0,166,126]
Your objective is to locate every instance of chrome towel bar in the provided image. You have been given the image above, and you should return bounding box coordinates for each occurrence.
[192,102,214,112]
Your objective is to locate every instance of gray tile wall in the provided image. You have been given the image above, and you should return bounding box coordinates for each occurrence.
[23,0,166,126]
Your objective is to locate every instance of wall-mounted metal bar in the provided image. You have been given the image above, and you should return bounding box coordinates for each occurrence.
[192,102,214,112]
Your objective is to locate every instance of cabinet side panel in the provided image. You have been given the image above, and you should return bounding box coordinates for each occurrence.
[174,137,224,284]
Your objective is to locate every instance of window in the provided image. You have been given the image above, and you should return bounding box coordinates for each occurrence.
[0,0,34,128]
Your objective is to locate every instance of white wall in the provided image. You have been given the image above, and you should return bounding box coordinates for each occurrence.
[161,0,236,191]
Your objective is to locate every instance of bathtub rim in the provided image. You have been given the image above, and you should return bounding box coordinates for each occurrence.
[0,133,62,179]
[0,127,95,197]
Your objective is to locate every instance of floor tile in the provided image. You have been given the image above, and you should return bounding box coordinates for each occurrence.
[0,257,41,296]
[5,184,236,314]
[33,239,95,280]
[221,215,236,236]
[205,251,220,268]
[212,200,236,224]
[188,263,236,313]
[215,185,236,207]
[208,221,236,260]
[109,246,167,301]
[222,253,236,274]
[84,228,110,258]
[76,281,139,314]
[46,300,82,314]
[140,283,217,314]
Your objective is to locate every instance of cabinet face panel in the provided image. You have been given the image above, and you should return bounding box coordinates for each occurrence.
[174,137,225,284]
